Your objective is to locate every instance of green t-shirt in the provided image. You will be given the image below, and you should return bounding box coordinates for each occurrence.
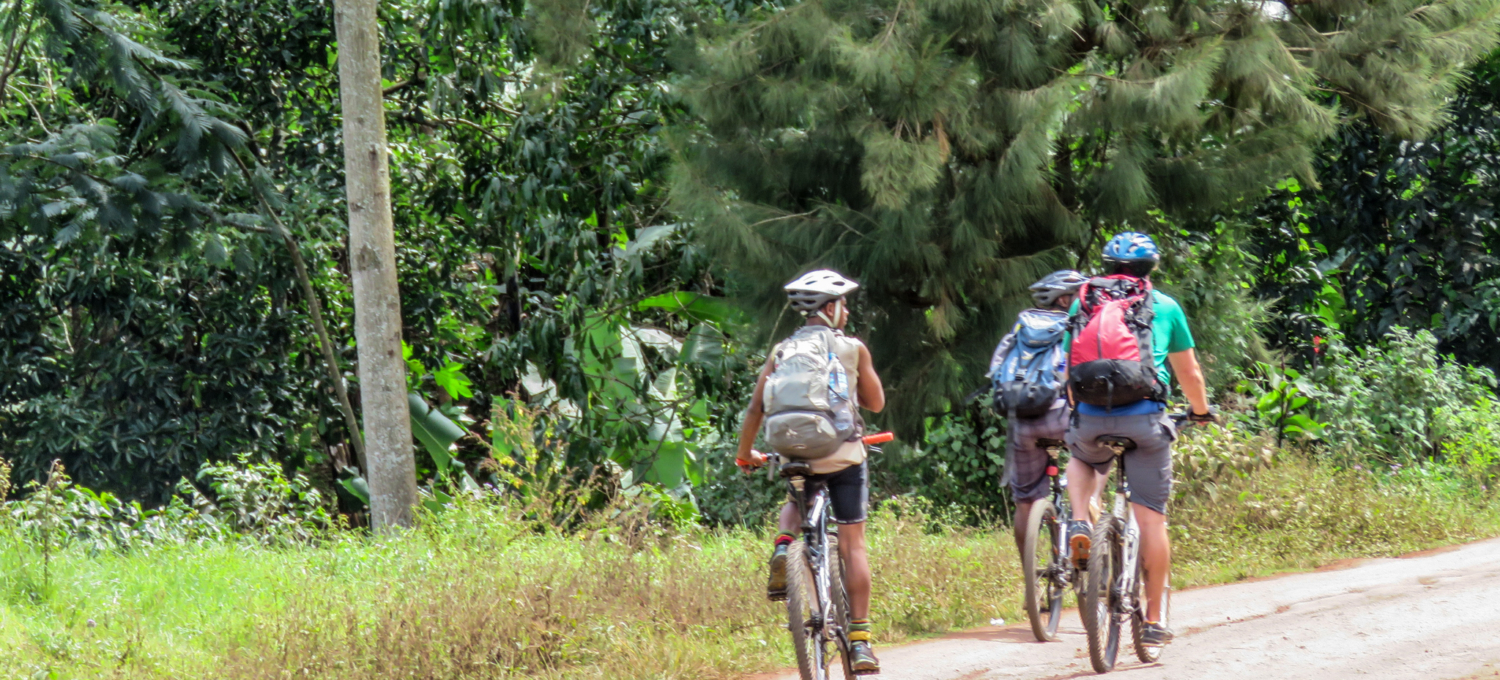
[1064,289,1195,386]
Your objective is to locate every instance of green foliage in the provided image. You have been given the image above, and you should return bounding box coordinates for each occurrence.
[1248,50,1500,373]
[1152,220,1275,395]
[1439,397,1500,492]
[0,0,778,502]
[1239,362,1327,442]
[674,0,1500,431]
[1171,423,1276,504]
[1310,327,1496,462]
[871,407,1009,521]
[0,451,1497,677]
[4,457,332,558]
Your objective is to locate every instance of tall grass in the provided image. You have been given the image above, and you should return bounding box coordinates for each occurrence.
[3,439,1499,679]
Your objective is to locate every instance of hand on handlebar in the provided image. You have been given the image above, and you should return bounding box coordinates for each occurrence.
[1185,405,1221,426]
[735,449,768,472]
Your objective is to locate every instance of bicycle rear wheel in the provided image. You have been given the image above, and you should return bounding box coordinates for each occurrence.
[1022,499,1065,642]
[1132,566,1171,664]
[1083,515,1123,673]
[786,541,835,680]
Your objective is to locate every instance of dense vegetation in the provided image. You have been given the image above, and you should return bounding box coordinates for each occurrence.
[0,0,1499,676]
[0,0,1496,534]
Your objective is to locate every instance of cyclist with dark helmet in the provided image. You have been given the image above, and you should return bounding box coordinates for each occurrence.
[1063,233,1215,648]
[736,269,887,674]
[989,270,1088,548]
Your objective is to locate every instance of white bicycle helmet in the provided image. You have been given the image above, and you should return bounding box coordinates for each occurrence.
[785,269,859,316]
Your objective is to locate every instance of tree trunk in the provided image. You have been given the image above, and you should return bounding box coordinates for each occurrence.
[333,0,417,530]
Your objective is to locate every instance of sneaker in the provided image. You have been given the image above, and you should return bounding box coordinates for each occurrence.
[1068,520,1092,570]
[850,640,881,674]
[1140,621,1174,647]
[767,543,789,601]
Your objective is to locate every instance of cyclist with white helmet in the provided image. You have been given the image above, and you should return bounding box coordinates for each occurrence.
[990,270,1089,547]
[736,269,887,674]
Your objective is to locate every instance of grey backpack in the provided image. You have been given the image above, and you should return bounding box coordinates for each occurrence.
[762,327,859,459]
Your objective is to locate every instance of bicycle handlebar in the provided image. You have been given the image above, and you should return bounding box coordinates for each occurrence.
[736,433,896,475]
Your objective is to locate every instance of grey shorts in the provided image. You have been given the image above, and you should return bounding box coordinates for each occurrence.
[1065,412,1177,515]
[1006,405,1069,502]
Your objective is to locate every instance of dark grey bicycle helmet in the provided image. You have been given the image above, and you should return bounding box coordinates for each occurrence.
[785,269,859,316]
[1029,270,1088,308]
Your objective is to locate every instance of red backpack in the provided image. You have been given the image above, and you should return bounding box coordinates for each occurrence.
[1067,275,1167,406]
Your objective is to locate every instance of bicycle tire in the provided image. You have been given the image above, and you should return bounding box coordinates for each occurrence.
[786,542,819,680]
[786,541,835,680]
[1022,499,1064,642]
[1083,515,1123,673]
[1131,567,1171,664]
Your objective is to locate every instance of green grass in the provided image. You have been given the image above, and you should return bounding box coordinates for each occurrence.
[2,446,1498,679]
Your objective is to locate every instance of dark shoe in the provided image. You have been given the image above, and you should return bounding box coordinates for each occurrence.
[1140,621,1174,647]
[1068,520,1092,570]
[767,543,789,601]
[850,640,880,674]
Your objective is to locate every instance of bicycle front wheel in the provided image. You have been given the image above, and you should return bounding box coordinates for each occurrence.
[1022,498,1065,642]
[786,541,835,680]
[1083,515,1123,673]
[1132,566,1171,664]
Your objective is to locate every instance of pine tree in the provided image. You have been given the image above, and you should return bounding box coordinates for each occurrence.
[672,0,1500,429]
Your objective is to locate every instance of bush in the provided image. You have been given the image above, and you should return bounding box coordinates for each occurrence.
[1307,327,1495,462]
[1439,397,1500,493]
[870,408,1010,524]
[4,456,334,555]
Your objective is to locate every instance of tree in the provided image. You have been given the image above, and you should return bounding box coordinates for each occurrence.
[672,0,1500,431]
[0,0,358,498]
[1250,50,1500,372]
[332,0,419,529]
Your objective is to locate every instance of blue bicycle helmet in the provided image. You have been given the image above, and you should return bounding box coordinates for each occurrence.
[1102,232,1160,276]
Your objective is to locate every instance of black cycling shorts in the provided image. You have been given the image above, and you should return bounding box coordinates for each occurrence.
[805,461,869,525]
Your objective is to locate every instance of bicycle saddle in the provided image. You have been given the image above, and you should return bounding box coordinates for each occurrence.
[1035,438,1067,449]
[1095,435,1137,450]
[779,460,814,478]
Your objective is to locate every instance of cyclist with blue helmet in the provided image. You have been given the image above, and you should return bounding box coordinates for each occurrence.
[1063,232,1216,648]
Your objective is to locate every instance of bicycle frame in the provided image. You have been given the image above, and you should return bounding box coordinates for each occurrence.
[788,474,841,645]
[1106,450,1144,618]
[1040,441,1074,583]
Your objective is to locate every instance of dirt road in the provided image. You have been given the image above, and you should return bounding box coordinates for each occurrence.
[761,537,1500,680]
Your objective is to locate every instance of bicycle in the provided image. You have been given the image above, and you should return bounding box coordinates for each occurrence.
[1078,415,1188,673]
[749,432,894,680]
[1020,437,1074,642]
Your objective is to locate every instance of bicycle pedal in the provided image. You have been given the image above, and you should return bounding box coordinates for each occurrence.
[767,590,788,602]
[852,670,881,676]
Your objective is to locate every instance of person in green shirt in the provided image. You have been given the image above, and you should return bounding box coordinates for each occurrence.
[1062,232,1216,649]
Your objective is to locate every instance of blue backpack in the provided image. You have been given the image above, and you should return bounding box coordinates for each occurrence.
[989,309,1069,418]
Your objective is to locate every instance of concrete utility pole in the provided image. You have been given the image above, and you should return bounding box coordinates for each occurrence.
[333,0,418,529]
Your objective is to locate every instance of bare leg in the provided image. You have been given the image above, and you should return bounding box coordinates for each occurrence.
[837,521,872,619]
[1067,457,1102,523]
[779,501,800,534]
[1133,503,1170,621]
[1012,500,1033,549]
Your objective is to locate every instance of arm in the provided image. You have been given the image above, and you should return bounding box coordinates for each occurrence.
[855,343,885,413]
[735,361,774,465]
[1167,348,1210,415]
